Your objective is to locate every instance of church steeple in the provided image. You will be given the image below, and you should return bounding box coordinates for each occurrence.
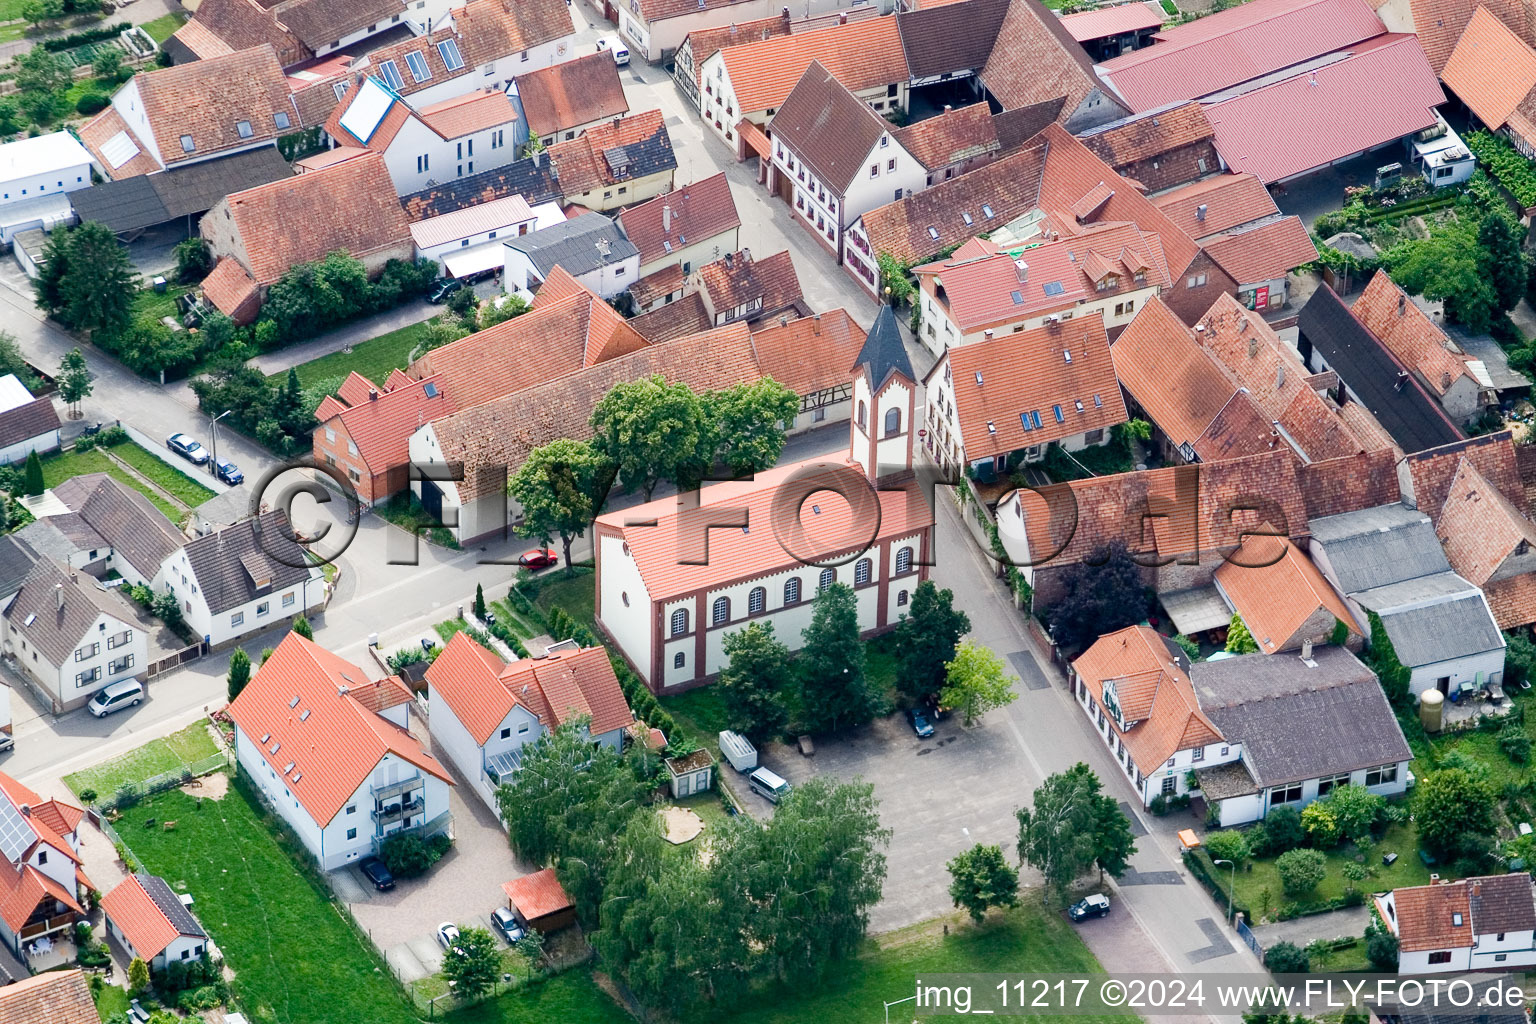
[849,305,916,484]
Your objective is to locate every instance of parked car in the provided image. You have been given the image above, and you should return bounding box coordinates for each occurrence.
[436,922,461,950]
[0,732,14,753]
[596,36,630,64]
[427,278,464,304]
[491,906,525,944]
[519,548,559,569]
[166,432,209,464]
[87,679,144,718]
[358,857,395,891]
[1068,894,1111,921]
[213,458,243,485]
[906,707,935,739]
[748,767,791,804]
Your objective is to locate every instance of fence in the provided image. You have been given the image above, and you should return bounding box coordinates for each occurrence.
[147,640,208,679]
[94,750,230,811]
[1236,914,1264,958]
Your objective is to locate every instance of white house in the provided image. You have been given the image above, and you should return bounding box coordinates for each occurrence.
[768,63,926,259]
[162,511,326,649]
[502,212,640,300]
[101,873,210,973]
[616,172,741,284]
[0,133,92,245]
[1071,626,1411,824]
[1376,874,1536,974]
[17,473,182,591]
[0,773,90,962]
[594,305,933,690]
[0,375,60,465]
[2,558,148,714]
[228,632,455,872]
[425,635,634,812]
[410,193,540,278]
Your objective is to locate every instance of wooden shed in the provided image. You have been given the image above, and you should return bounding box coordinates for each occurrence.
[664,749,714,798]
[503,869,576,933]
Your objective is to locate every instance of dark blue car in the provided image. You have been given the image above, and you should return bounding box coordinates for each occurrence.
[907,708,935,738]
[214,458,243,485]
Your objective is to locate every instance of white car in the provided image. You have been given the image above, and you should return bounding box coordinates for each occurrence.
[596,36,630,65]
[435,922,461,951]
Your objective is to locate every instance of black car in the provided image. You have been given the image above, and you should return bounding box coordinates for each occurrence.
[358,857,395,891]
[213,458,243,485]
[427,278,464,304]
[1068,894,1111,921]
[907,707,935,738]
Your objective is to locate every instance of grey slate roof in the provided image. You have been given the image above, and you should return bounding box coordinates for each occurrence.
[5,557,136,668]
[136,873,207,941]
[52,473,184,581]
[855,304,913,389]
[1468,872,1536,936]
[504,212,638,279]
[0,396,59,451]
[70,146,294,235]
[1308,503,1449,593]
[1364,584,1505,668]
[16,517,99,570]
[400,155,562,220]
[183,510,315,616]
[0,535,36,602]
[1191,646,1412,788]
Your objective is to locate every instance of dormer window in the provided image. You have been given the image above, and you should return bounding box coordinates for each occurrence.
[180,135,195,153]
[236,120,253,138]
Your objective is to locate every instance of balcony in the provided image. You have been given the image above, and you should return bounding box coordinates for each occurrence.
[372,774,423,803]
[372,797,424,826]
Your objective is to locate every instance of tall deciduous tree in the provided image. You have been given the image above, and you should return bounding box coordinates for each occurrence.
[439,926,500,1002]
[1065,762,1137,880]
[226,648,251,704]
[947,843,1020,923]
[892,580,969,704]
[1382,216,1498,332]
[1044,543,1148,648]
[1479,212,1528,313]
[57,348,90,418]
[1015,763,1128,902]
[706,377,799,476]
[1416,766,1497,860]
[939,641,1017,726]
[796,583,876,733]
[508,438,615,572]
[1225,614,1259,654]
[718,621,793,741]
[589,374,708,499]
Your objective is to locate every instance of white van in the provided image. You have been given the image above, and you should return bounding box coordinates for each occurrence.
[88,679,143,718]
[748,767,790,804]
[596,36,630,65]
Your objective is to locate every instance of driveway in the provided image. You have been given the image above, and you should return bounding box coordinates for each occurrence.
[336,715,535,984]
[1250,905,1371,951]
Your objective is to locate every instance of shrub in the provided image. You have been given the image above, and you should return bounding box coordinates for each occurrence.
[173,237,213,284]
[1468,130,1536,209]
[1301,800,1342,847]
[77,787,97,804]
[1204,830,1251,865]
[379,830,451,878]
[1501,724,1532,764]
[1263,940,1310,973]
[74,91,108,116]
[1149,794,1169,815]
[1367,919,1399,970]
[1275,848,1327,895]
[1255,805,1304,856]
[386,647,426,673]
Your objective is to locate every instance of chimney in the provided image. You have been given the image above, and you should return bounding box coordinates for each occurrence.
[1441,371,1452,390]
[984,329,994,340]
[55,583,63,611]
[18,803,29,817]
[368,388,378,401]
[778,315,788,327]
[1300,639,1313,660]
[943,104,952,113]
[1398,293,1406,315]
[838,11,846,22]
[1196,204,1206,222]
[663,205,672,232]
[724,251,733,268]
[1247,336,1258,358]
[531,148,541,167]
[1014,259,1028,282]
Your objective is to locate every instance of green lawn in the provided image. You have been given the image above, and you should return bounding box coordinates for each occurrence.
[131,282,192,322]
[490,598,543,640]
[441,972,632,1024]
[93,981,129,1020]
[283,321,434,390]
[435,616,472,644]
[867,632,899,703]
[38,447,181,521]
[63,722,219,798]
[112,441,217,508]
[1308,938,1372,973]
[140,10,187,42]
[661,687,730,746]
[701,902,1133,1024]
[533,569,596,631]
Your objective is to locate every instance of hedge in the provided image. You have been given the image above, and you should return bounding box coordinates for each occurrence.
[1183,849,1251,920]
[1468,131,1536,209]
[44,21,130,51]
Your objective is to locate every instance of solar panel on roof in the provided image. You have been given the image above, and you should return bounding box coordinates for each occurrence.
[0,799,32,863]
[339,78,395,145]
[438,39,464,71]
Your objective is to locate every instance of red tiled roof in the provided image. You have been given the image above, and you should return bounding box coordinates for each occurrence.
[503,868,571,920]
[1351,270,1478,397]
[770,61,894,193]
[980,0,1119,115]
[0,970,97,1024]
[682,15,789,85]
[0,861,81,932]
[1389,880,1474,952]
[100,875,191,960]
[1411,0,1535,73]
[346,675,416,714]
[892,103,1001,171]
[718,16,908,115]
[317,371,457,474]
[1080,101,1215,169]
[617,172,740,266]
[1297,447,1403,519]
[1097,0,1386,111]
[1435,458,1536,587]
[418,89,519,139]
[1215,535,1358,653]
[1406,431,1528,523]
[427,634,633,743]
[0,773,82,866]
[1486,572,1536,630]
[226,633,454,827]
[629,264,687,308]
[210,152,411,287]
[597,456,933,600]
[295,145,368,172]
[932,313,1128,460]
[1152,173,1278,237]
[1061,1,1164,40]
[344,24,474,103]
[1204,34,1445,185]
[173,0,305,66]
[1442,6,1536,128]
[749,309,866,397]
[200,257,262,323]
[514,51,629,138]
[697,248,805,317]
[77,107,160,181]
[323,84,416,150]
[546,109,673,196]
[1202,217,1317,286]
[628,292,713,342]
[452,0,576,69]
[135,45,300,167]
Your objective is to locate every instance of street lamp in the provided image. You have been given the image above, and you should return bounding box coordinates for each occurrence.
[1212,857,1237,923]
[208,410,232,479]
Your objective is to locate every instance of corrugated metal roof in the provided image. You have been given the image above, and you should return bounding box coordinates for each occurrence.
[409,194,536,249]
[1060,2,1163,42]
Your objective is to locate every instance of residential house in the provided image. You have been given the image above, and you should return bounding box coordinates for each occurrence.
[768,63,926,258]
[1213,535,1362,653]
[313,370,458,505]
[895,0,1013,88]
[410,193,545,279]
[844,123,1235,322]
[1070,626,1410,822]
[166,0,451,68]
[1309,502,1506,696]
[227,632,454,871]
[975,0,1128,130]
[0,380,60,466]
[0,970,97,1024]
[1,559,149,713]
[892,104,1003,189]
[1440,7,1536,158]
[1347,271,1491,427]
[912,229,1166,357]
[1151,173,1317,310]
[617,172,741,308]
[747,309,866,430]
[502,212,641,299]
[594,306,933,690]
[687,248,808,328]
[0,775,90,964]
[513,51,629,144]
[503,868,576,932]
[17,473,183,590]
[101,874,209,973]
[400,151,562,220]
[1060,2,1163,61]
[425,634,634,812]
[671,14,789,111]
[200,152,413,324]
[616,0,841,64]
[545,110,676,212]
[161,511,326,647]
[1298,286,1466,454]
[697,16,910,149]
[1079,102,1220,194]
[922,313,1128,476]
[78,46,302,182]
[323,77,522,198]
[0,133,92,245]
[1376,873,1536,973]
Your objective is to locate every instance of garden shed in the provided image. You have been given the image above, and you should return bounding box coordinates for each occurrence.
[664,749,715,798]
[503,869,576,933]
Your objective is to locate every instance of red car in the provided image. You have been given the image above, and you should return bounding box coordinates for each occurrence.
[519,548,559,570]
